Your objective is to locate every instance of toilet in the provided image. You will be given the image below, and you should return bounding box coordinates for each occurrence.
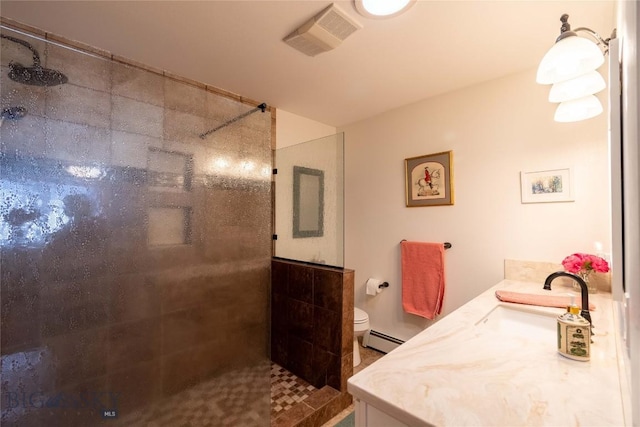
[353,307,370,367]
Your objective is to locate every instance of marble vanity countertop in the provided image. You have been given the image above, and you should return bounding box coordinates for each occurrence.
[347,280,626,426]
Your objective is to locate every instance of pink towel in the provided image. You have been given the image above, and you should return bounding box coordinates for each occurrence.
[401,241,445,320]
[495,290,596,311]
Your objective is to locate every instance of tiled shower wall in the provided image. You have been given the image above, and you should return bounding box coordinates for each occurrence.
[1,22,272,426]
[271,259,354,392]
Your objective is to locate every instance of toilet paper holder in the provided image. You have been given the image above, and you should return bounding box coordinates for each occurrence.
[366,278,388,296]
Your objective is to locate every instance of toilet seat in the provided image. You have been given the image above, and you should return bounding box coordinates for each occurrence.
[354,307,369,324]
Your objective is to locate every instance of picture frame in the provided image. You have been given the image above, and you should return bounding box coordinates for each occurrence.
[405,151,454,207]
[520,168,574,203]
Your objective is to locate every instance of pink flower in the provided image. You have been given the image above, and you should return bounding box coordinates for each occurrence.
[562,253,610,276]
[590,256,610,273]
[562,253,587,274]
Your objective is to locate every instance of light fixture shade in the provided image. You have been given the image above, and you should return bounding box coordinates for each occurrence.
[548,70,606,102]
[537,35,604,84]
[355,0,415,18]
[554,95,603,122]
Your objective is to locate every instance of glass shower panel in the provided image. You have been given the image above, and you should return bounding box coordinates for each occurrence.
[0,26,271,426]
[274,133,344,267]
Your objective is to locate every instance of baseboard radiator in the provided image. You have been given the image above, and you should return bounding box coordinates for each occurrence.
[362,330,405,354]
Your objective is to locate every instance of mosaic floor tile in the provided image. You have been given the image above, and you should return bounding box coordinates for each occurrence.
[114,363,271,427]
[270,363,317,418]
[109,362,316,426]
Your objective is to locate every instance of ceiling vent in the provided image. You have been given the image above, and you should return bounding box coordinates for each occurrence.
[284,3,362,57]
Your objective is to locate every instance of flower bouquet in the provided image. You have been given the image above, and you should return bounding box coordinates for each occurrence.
[562,253,610,293]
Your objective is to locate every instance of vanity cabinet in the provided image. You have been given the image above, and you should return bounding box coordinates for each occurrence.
[354,399,409,427]
[348,280,627,426]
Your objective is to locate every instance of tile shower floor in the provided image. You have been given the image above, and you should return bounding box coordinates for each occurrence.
[110,362,316,427]
[113,364,268,426]
[270,363,317,418]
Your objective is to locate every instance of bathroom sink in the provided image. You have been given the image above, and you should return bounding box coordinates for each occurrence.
[475,304,557,339]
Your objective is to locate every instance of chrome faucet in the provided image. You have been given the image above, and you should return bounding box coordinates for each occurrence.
[543,271,592,326]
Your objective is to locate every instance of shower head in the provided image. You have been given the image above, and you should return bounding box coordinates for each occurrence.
[1,34,68,86]
[1,106,27,120]
[8,62,68,87]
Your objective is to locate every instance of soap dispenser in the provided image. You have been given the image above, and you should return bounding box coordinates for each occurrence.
[557,297,590,361]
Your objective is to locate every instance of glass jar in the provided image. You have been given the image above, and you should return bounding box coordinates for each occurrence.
[573,272,597,294]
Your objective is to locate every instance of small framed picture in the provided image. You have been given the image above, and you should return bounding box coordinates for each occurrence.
[520,168,574,203]
[405,151,454,207]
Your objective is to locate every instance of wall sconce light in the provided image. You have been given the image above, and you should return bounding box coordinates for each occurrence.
[537,14,615,122]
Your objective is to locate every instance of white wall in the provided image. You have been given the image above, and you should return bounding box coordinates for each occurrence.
[341,67,611,341]
[275,109,336,149]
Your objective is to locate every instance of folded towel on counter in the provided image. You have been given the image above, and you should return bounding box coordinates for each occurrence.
[495,290,596,311]
[401,241,445,320]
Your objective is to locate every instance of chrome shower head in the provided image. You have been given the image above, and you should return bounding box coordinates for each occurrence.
[8,62,68,86]
[1,34,68,87]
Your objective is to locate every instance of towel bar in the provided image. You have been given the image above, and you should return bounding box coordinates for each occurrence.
[401,240,452,249]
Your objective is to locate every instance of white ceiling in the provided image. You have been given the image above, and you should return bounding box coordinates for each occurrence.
[1,1,615,127]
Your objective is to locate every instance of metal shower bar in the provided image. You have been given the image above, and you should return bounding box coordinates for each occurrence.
[199,102,267,139]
